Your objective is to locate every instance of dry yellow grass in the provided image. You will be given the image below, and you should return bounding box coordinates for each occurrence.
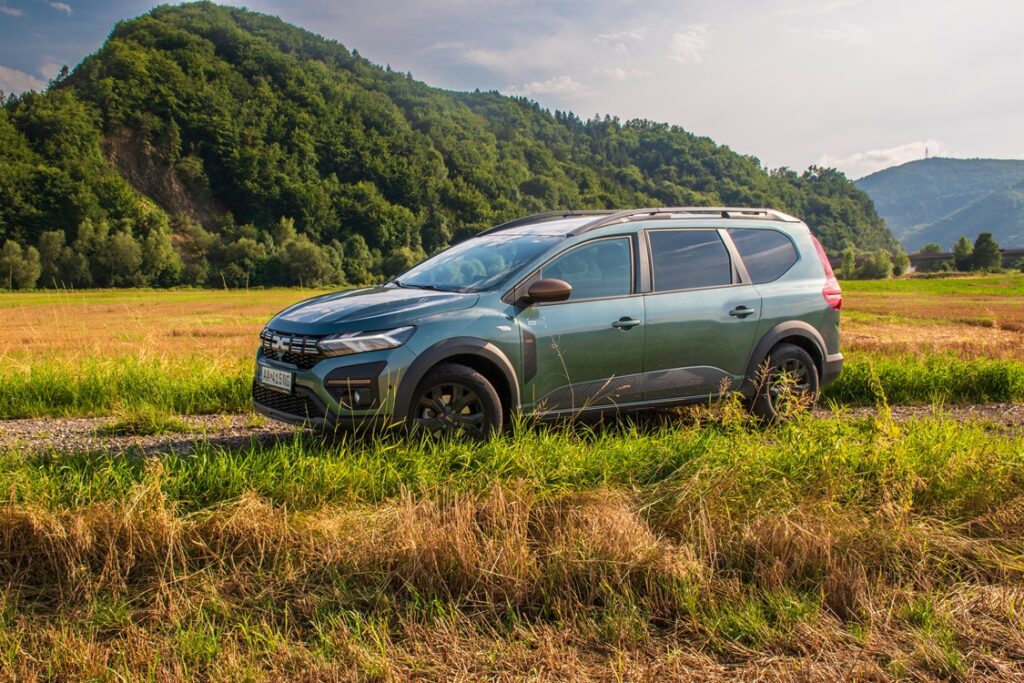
[2,283,1023,369]
[2,480,1022,681]
[841,318,1024,360]
[0,288,330,365]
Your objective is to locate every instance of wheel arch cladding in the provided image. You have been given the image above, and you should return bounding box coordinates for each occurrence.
[393,337,520,421]
[744,321,826,388]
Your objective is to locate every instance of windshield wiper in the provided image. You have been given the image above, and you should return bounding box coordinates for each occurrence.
[392,280,454,292]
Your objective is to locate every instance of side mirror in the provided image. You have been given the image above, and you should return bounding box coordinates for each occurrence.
[523,278,572,305]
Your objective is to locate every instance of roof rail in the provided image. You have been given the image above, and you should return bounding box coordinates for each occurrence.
[477,210,617,236]
[568,207,802,235]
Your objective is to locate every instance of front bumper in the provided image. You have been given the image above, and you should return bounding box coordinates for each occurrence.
[252,346,416,429]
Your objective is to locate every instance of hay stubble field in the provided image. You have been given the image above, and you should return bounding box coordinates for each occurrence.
[1,275,1024,681]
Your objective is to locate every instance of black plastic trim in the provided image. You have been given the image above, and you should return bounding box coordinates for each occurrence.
[393,337,521,420]
[741,321,828,395]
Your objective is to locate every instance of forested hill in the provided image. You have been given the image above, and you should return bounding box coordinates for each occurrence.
[857,158,1024,251]
[0,2,897,289]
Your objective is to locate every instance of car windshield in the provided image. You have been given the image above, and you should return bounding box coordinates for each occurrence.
[394,234,561,292]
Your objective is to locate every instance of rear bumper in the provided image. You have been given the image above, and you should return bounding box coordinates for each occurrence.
[821,352,843,387]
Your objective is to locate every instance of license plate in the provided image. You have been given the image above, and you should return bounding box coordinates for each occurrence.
[259,364,293,393]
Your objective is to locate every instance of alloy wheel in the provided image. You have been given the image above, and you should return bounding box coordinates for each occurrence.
[414,382,486,438]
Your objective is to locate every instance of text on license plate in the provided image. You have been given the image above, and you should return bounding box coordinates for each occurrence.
[259,365,293,393]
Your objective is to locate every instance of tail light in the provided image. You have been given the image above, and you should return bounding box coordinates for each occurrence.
[809,235,842,311]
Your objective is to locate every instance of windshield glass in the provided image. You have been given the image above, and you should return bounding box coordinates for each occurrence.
[395,234,561,292]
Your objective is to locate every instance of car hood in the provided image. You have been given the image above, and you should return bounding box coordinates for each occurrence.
[268,286,479,335]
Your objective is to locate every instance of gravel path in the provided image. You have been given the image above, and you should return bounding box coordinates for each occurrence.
[1,403,1022,456]
[0,414,298,456]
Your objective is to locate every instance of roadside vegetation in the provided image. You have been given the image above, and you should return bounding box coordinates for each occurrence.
[3,411,1024,680]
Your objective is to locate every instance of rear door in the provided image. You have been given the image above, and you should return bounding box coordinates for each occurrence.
[641,228,762,399]
[516,235,646,413]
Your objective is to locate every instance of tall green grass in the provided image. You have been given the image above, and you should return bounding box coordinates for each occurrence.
[7,413,1022,515]
[2,414,1022,680]
[823,353,1024,405]
[0,357,251,418]
[0,352,1020,419]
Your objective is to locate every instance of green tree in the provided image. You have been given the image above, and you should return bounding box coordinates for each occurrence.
[0,240,41,289]
[891,250,910,277]
[341,233,375,285]
[278,235,339,287]
[857,249,893,279]
[383,246,424,277]
[142,228,183,286]
[915,243,951,273]
[37,230,65,287]
[972,232,1001,271]
[838,246,857,280]
[95,229,144,286]
[952,236,974,271]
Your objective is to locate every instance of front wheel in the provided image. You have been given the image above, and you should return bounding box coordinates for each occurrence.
[409,363,503,440]
[749,343,820,422]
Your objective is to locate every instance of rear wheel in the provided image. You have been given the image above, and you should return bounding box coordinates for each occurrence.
[409,363,503,439]
[749,343,820,422]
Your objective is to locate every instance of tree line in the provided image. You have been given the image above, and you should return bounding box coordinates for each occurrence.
[0,2,901,290]
[914,233,1018,273]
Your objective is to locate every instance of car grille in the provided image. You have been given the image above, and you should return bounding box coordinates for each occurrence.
[252,383,325,419]
[260,328,324,370]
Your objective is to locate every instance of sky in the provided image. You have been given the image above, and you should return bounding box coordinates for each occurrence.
[1,0,1022,179]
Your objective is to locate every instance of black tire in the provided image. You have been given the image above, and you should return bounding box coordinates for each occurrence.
[409,363,503,439]
[749,343,820,422]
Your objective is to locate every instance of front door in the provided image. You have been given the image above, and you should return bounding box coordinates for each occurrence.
[516,236,645,414]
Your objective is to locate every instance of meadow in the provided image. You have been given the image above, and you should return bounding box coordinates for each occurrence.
[1,275,1024,418]
[1,274,1023,681]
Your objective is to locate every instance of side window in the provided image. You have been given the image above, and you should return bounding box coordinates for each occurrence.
[541,237,632,300]
[648,230,732,291]
[728,228,799,284]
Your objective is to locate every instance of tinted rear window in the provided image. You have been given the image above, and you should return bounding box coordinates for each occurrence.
[648,230,732,291]
[728,228,798,283]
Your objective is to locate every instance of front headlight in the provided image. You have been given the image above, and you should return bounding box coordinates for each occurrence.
[316,326,416,357]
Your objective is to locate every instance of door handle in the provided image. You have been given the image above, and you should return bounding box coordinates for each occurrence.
[611,316,641,329]
[729,306,756,318]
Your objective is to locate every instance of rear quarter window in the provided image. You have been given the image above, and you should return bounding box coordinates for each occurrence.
[727,228,799,284]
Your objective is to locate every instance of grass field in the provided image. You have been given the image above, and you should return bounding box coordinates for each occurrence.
[2,275,1024,418]
[1,274,1023,681]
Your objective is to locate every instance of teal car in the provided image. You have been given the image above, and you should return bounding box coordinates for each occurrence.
[253,207,843,436]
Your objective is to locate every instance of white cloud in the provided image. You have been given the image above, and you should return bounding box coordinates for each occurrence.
[817,23,872,46]
[0,5,23,16]
[779,0,863,16]
[44,1,72,13]
[506,75,583,97]
[669,24,712,64]
[818,140,951,178]
[39,61,63,80]
[592,66,646,81]
[594,28,647,55]
[0,65,47,94]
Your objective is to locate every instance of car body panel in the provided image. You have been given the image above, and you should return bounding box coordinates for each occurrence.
[642,284,762,398]
[516,295,646,412]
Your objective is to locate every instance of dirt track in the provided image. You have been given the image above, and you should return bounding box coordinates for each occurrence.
[2,403,1023,456]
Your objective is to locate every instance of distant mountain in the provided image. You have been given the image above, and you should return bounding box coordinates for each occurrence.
[856,158,1024,251]
[0,2,896,289]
